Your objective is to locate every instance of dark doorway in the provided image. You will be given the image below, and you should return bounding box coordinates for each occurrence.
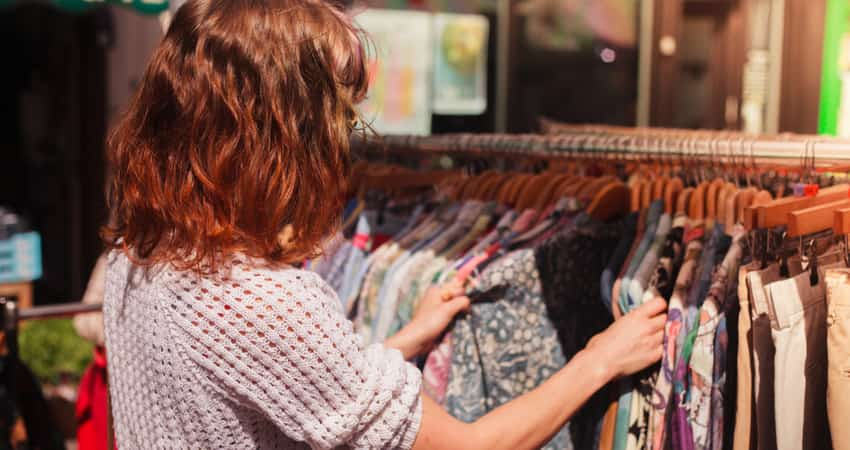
[0,5,111,304]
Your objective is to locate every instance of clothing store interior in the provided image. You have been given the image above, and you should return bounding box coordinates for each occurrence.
[3,0,850,448]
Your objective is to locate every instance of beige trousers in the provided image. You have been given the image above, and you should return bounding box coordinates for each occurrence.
[764,264,834,450]
[733,265,756,450]
[825,269,850,450]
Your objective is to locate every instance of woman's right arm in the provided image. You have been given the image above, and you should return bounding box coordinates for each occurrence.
[412,297,667,450]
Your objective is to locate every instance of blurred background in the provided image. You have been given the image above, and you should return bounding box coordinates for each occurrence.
[0,0,848,447]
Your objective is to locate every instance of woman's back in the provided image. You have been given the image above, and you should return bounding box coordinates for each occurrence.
[104,251,421,448]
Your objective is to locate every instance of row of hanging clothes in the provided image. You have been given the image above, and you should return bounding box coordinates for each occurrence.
[305,127,850,450]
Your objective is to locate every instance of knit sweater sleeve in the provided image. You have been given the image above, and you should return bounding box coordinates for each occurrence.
[166,264,423,449]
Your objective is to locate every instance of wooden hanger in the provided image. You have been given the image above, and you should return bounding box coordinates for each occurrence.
[507,174,534,206]
[494,176,518,204]
[555,177,579,198]
[554,176,579,198]
[652,177,667,202]
[716,184,730,227]
[663,177,684,214]
[515,174,552,210]
[475,171,505,200]
[537,174,573,209]
[483,173,514,202]
[630,179,646,212]
[755,184,850,230]
[456,174,483,200]
[641,180,654,210]
[474,171,504,200]
[833,206,850,235]
[788,199,850,238]
[586,182,630,222]
[688,181,709,220]
[735,187,757,226]
[742,191,771,230]
[676,187,694,215]
[705,178,725,221]
[580,176,618,202]
[564,176,592,197]
[722,183,739,229]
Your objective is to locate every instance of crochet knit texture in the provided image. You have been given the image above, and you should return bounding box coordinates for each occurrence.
[103,251,422,449]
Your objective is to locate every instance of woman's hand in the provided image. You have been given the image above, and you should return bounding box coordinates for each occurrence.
[384,279,470,359]
[584,296,667,380]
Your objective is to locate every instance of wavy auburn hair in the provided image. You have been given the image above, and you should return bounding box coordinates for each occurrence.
[103,0,368,271]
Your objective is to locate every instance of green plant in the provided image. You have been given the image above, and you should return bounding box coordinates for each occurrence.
[17,319,93,385]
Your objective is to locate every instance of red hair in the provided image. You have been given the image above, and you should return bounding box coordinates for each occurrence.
[103,0,368,271]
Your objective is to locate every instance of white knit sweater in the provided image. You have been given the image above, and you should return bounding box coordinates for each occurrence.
[103,251,423,449]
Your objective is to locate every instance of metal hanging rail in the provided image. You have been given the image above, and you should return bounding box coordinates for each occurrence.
[352,129,850,164]
[1,298,102,330]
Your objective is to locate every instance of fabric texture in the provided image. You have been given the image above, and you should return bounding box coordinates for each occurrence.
[104,252,423,449]
[627,213,673,309]
[688,227,745,450]
[650,227,703,450]
[647,215,687,301]
[614,203,663,450]
[535,216,620,450]
[670,222,725,450]
[600,212,639,313]
[339,215,376,311]
[445,249,573,450]
[623,213,673,450]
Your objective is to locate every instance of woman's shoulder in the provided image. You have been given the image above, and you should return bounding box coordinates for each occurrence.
[104,250,339,306]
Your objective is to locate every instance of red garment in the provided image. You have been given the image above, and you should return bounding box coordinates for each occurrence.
[76,347,111,450]
[372,233,392,250]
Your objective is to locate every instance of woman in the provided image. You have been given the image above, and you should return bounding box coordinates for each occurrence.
[102,0,667,448]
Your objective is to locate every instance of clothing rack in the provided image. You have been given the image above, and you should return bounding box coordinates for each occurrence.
[352,129,850,164]
[1,298,102,360]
